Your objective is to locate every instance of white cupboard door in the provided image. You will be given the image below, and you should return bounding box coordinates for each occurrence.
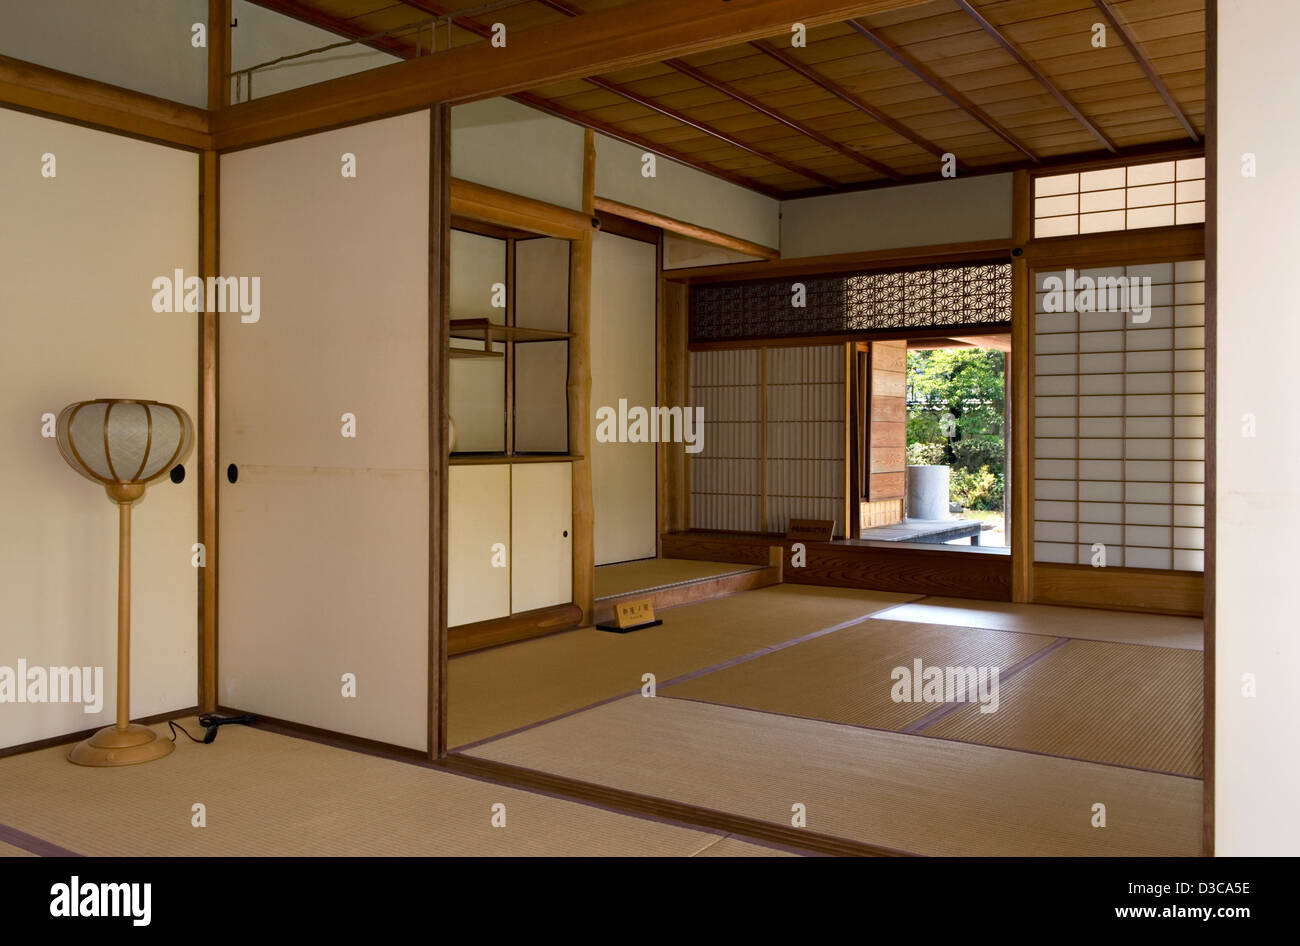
[448,465,511,626]
[511,463,573,612]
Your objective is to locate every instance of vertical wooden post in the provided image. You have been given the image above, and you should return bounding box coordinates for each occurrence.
[429,105,451,759]
[198,150,219,713]
[569,129,596,623]
[759,348,768,533]
[1010,168,1033,602]
[846,342,859,539]
[207,0,231,110]
[505,237,516,455]
[197,0,230,717]
[657,277,690,541]
[1201,0,1217,858]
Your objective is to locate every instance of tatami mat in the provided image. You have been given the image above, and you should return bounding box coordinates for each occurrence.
[0,719,732,857]
[880,598,1202,650]
[925,639,1204,776]
[449,585,919,748]
[663,620,1057,732]
[595,558,759,599]
[0,839,34,857]
[694,836,800,857]
[466,696,1201,856]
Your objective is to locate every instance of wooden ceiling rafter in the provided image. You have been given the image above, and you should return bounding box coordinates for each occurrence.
[748,38,954,165]
[842,17,1039,163]
[662,58,905,181]
[399,0,852,190]
[246,0,416,60]
[535,0,903,182]
[951,0,1118,153]
[512,90,789,198]
[581,74,843,190]
[230,0,1204,197]
[247,0,799,195]
[1089,0,1200,142]
[433,0,850,190]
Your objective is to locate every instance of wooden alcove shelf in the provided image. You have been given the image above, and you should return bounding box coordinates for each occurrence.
[449,318,573,358]
[450,454,584,465]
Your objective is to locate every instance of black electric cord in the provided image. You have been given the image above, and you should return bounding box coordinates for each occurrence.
[168,720,207,743]
[167,715,258,745]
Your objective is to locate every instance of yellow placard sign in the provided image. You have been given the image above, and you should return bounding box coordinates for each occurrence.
[615,599,656,629]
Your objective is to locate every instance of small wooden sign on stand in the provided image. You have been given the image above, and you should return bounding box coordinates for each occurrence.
[786,518,834,542]
[596,598,663,633]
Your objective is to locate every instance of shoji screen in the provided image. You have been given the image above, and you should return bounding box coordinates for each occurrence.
[1033,260,1205,571]
[689,349,762,531]
[764,346,846,533]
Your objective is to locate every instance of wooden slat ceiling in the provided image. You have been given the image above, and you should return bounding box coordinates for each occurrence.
[247,0,1205,198]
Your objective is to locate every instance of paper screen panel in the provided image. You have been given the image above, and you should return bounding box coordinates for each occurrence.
[1033,260,1205,571]
[689,349,761,532]
[763,346,846,535]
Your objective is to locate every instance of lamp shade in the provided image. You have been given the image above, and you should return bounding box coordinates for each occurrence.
[56,399,194,487]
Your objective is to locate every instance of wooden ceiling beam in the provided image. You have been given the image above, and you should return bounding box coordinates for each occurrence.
[951,0,1117,154]
[512,90,787,198]
[749,39,951,162]
[212,0,941,150]
[451,178,592,239]
[247,0,791,194]
[245,0,415,59]
[594,196,780,259]
[843,17,1039,163]
[582,74,843,190]
[0,53,212,149]
[536,0,898,181]
[662,58,902,181]
[334,0,836,191]
[1089,0,1199,143]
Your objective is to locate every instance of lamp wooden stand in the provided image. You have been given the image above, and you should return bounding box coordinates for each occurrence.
[56,399,194,767]
[68,481,175,766]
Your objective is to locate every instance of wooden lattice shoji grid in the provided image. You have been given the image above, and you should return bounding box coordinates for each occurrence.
[688,348,762,532]
[689,346,845,535]
[764,346,845,534]
[1033,260,1206,571]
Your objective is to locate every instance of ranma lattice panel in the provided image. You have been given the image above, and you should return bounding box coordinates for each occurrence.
[690,262,1012,341]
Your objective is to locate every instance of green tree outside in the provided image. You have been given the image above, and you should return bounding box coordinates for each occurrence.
[906,348,1006,511]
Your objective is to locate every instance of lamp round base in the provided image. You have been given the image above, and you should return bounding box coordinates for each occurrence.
[68,724,174,767]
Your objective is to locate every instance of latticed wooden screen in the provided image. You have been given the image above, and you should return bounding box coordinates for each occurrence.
[690,261,1013,341]
[689,346,845,535]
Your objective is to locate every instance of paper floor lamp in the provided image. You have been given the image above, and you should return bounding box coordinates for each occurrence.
[55,399,194,766]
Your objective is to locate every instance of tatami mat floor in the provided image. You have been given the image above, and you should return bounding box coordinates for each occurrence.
[465,696,1201,857]
[0,719,795,857]
[880,598,1202,650]
[927,638,1203,776]
[448,584,918,748]
[453,588,1205,855]
[4,587,1204,858]
[660,619,1202,777]
[662,619,1058,733]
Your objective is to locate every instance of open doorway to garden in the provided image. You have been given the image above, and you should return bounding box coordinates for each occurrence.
[856,331,1010,551]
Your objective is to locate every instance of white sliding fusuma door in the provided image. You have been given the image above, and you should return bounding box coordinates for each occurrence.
[218,112,431,751]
